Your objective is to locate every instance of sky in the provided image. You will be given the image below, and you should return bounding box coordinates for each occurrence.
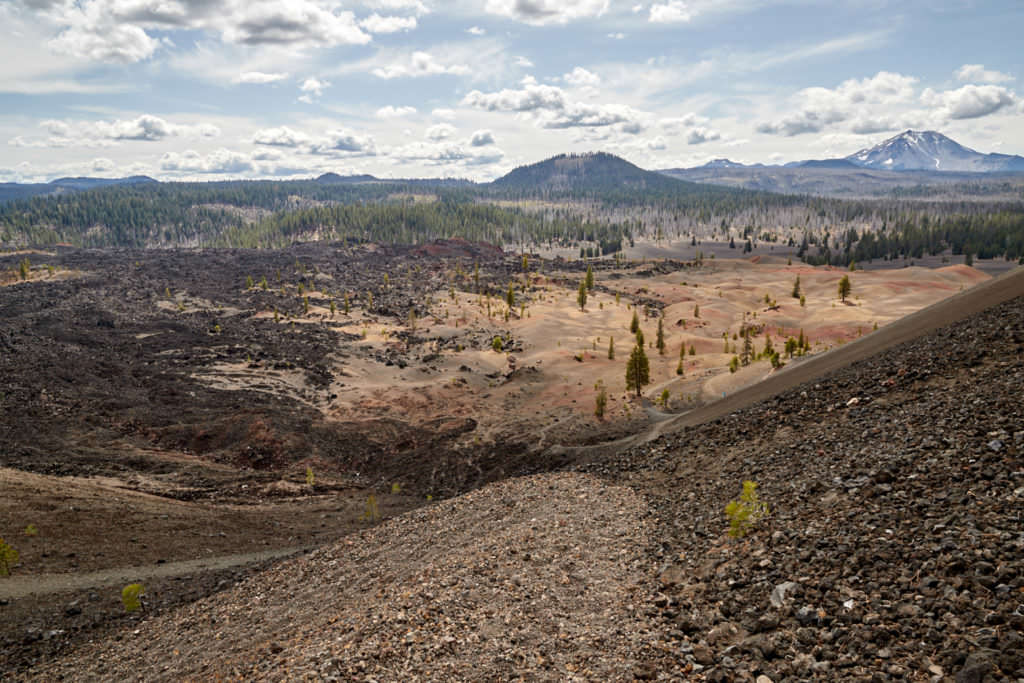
[1,0,1022,182]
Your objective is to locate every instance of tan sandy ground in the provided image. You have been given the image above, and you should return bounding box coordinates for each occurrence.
[185,259,989,448]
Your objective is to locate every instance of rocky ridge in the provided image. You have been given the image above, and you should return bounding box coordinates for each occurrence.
[589,291,1024,680]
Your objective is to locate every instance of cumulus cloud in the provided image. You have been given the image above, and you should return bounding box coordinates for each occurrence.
[234,71,289,84]
[484,0,609,26]
[756,71,919,136]
[310,128,377,155]
[463,78,646,133]
[298,76,329,103]
[86,157,114,173]
[391,140,504,166]
[359,13,417,33]
[250,125,376,156]
[469,130,495,146]
[563,66,600,87]
[363,0,430,15]
[425,123,457,140]
[376,105,417,118]
[432,108,456,120]
[649,1,692,23]
[252,126,312,147]
[685,127,720,145]
[40,0,373,65]
[514,56,534,68]
[160,148,254,174]
[10,115,219,147]
[372,51,470,79]
[921,84,1018,119]
[955,64,1013,84]
[218,2,370,47]
[466,26,485,35]
[462,79,567,112]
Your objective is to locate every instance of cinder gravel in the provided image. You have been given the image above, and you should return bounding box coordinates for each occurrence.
[25,472,678,681]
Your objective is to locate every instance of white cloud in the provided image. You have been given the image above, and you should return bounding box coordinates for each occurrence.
[359,13,417,34]
[10,115,220,147]
[310,128,377,155]
[470,130,495,146]
[363,0,430,15]
[564,66,600,87]
[514,56,534,68]
[463,79,647,133]
[685,127,720,144]
[432,108,457,120]
[955,64,1013,84]
[649,1,691,23]
[40,0,372,65]
[50,20,159,63]
[91,157,116,172]
[300,77,329,96]
[425,123,457,140]
[372,51,470,79]
[462,80,567,112]
[484,0,609,26]
[391,140,504,167]
[376,105,418,118]
[466,26,485,35]
[921,84,1018,120]
[160,148,254,174]
[253,126,312,147]
[757,71,919,136]
[608,32,625,39]
[234,71,288,84]
[218,2,370,47]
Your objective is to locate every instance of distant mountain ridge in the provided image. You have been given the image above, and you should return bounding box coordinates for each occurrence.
[845,130,1024,172]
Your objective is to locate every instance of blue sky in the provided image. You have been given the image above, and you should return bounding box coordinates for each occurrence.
[2,0,1022,182]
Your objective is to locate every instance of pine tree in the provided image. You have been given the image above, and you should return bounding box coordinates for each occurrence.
[608,336,615,360]
[791,275,801,298]
[594,381,607,419]
[343,292,350,315]
[741,326,754,366]
[625,343,650,397]
[838,274,851,303]
[656,317,666,354]
[506,282,515,308]
[689,344,696,356]
[577,280,588,311]
[693,304,700,318]
[630,309,639,334]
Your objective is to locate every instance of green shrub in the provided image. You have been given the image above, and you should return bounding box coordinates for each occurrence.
[305,466,315,486]
[24,524,38,537]
[0,538,19,576]
[725,481,769,538]
[121,583,145,612]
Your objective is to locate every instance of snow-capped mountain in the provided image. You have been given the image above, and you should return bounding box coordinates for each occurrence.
[698,158,748,169]
[845,130,1024,172]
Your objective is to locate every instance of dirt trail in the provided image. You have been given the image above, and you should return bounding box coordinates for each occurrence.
[0,547,307,601]
[548,265,1024,458]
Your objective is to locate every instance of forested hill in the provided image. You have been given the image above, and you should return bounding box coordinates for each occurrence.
[491,152,688,193]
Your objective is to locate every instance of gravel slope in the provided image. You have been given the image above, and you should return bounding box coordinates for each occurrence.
[23,473,675,681]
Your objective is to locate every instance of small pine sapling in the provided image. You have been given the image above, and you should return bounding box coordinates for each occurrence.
[0,538,18,576]
[121,583,145,612]
[725,481,769,538]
